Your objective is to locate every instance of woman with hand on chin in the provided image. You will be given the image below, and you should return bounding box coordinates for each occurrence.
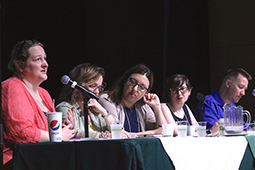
[2,40,75,169]
[100,64,166,137]
[161,74,198,136]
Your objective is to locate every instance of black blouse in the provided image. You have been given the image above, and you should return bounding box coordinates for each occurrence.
[166,104,192,125]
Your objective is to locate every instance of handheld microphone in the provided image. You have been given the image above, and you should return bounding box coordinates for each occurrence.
[252,89,255,96]
[61,75,99,100]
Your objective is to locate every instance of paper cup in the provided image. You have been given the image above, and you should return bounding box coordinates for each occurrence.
[47,112,62,142]
[162,124,174,137]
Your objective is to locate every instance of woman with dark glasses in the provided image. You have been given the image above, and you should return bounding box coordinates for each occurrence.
[56,63,121,138]
[161,74,198,136]
[100,64,166,137]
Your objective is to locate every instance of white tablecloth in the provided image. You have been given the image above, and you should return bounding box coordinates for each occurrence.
[158,136,247,170]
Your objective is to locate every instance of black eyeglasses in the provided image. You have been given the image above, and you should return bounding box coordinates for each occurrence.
[170,87,188,94]
[88,82,106,92]
[128,77,148,92]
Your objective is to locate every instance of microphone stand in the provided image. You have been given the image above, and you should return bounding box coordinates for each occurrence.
[196,93,205,121]
[83,95,89,138]
[198,101,204,121]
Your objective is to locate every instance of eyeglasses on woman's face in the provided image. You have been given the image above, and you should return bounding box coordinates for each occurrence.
[169,87,188,94]
[87,82,106,92]
[127,77,148,92]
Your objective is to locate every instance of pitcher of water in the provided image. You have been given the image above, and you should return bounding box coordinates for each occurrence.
[223,103,251,134]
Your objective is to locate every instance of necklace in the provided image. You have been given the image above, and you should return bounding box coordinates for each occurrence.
[124,108,132,132]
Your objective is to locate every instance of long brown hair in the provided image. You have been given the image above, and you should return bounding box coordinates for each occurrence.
[107,64,153,105]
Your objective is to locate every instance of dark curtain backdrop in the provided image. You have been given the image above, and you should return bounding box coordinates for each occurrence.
[1,0,165,101]
[83,0,164,98]
[1,0,209,112]
[163,0,209,109]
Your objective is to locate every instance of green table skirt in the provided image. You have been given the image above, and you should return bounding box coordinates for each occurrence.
[13,136,255,170]
[239,136,255,170]
[13,137,175,170]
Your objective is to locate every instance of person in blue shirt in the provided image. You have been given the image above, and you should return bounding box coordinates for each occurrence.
[196,68,252,136]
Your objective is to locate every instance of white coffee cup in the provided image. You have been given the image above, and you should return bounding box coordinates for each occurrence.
[162,124,174,137]
[110,124,122,139]
[47,112,62,142]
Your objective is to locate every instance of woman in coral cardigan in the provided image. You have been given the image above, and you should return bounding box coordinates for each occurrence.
[2,40,76,169]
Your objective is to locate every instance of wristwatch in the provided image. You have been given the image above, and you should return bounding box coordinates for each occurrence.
[206,129,211,134]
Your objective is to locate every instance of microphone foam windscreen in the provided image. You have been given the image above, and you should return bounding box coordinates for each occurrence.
[252,89,255,96]
[196,93,205,102]
[61,75,70,85]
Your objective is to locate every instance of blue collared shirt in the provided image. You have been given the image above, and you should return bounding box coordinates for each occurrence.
[203,91,236,129]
